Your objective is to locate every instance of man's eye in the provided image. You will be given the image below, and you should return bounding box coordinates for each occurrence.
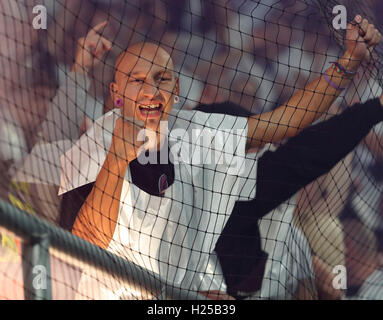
[160,77,172,82]
[129,78,144,83]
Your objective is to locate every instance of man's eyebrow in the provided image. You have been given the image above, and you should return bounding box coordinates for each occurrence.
[156,69,173,77]
[126,71,144,78]
[122,69,173,79]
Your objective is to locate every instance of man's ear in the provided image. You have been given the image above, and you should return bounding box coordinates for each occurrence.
[110,82,120,102]
[174,78,180,96]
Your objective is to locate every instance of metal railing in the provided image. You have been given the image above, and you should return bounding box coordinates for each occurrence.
[0,199,206,300]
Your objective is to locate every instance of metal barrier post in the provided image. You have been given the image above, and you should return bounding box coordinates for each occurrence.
[22,233,52,300]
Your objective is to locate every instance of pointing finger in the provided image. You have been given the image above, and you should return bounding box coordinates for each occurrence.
[89,20,108,35]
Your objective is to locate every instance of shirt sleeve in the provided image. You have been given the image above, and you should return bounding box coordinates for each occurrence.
[37,72,104,142]
[58,109,117,195]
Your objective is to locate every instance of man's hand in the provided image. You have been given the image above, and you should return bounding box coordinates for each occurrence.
[343,15,381,69]
[380,92,383,107]
[71,21,112,74]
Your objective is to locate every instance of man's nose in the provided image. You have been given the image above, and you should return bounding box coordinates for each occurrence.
[141,81,159,98]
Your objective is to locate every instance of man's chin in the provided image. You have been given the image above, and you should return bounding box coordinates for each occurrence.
[143,118,165,132]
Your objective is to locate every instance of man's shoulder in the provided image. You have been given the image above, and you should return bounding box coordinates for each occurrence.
[169,102,250,131]
[168,108,212,132]
[58,111,116,195]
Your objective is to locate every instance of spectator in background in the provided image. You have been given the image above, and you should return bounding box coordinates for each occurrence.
[46,1,115,108]
[0,0,53,202]
[292,92,383,299]
[292,103,353,271]
[293,148,354,299]
[252,199,317,299]
[37,21,113,143]
[345,77,383,252]
[9,21,113,225]
[349,123,383,246]
[0,0,38,157]
[171,0,233,50]
[338,75,383,255]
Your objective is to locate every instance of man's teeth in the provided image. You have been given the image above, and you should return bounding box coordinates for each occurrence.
[140,104,160,109]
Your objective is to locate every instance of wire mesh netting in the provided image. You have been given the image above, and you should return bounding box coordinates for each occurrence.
[0,0,383,300]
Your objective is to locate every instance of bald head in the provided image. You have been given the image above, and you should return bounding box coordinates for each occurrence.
[110,41,179,129]
[115,42,175,81]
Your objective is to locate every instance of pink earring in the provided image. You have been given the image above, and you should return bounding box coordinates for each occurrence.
[174,95,180,104]
[115,98,122,107]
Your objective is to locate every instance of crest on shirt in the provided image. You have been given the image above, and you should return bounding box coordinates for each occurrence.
[158,174,168,195]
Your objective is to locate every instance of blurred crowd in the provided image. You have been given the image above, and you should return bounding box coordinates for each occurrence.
[1,0,383,299]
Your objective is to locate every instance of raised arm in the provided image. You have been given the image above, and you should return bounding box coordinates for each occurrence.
[247,15,381,149]
[72,141,128,249]
[72,117,144,249]
[37,21,111,143]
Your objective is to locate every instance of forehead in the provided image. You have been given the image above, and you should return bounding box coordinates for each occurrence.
[116,44,174,78]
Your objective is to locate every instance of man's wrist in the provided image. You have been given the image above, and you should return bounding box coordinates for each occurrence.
[380,94,383,107]
[338,51,362,75]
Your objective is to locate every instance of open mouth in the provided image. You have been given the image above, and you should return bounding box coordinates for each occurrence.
[138,103,163,118]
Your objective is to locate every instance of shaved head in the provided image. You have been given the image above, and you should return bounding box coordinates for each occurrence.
[114,42,175,82]
[110,41,179,131]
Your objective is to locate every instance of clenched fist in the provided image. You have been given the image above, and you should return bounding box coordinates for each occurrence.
[345,15,381,64]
